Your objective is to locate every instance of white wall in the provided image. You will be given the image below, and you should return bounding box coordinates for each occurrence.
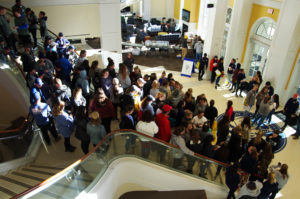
[31,4,101,38]
[78,157,227,199]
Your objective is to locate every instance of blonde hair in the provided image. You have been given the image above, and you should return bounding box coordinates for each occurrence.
[89,111,101,126]
[52,101,65,117]
[184,109,193,118]
[152,80,159,90]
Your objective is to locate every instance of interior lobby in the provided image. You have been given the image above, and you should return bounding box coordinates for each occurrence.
[0,0,300,198]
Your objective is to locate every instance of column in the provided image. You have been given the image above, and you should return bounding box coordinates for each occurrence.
[99,0,122,53]
[263,0,300,104]
[203,0,228,59]
[143,0,151,21]
[224,0,253,69]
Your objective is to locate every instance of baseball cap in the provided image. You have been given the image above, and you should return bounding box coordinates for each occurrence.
[33,91,41,102]
[35,78,43,87]
[58,32,63,37]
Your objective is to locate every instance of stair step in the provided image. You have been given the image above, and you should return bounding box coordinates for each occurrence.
[6,173,42,186]
[0,179,26,196]
[0,176,32,189]
[11,171,45,182]
[0,190,12,199]
[22,168,57,176]
[30,164,65,171]
[0,186,17,198]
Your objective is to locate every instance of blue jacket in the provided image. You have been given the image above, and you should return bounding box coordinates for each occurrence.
[30,102,51,126]
[57,57,72,81]
[54,112,74,137]
[101,76,112,98]
[30,87,47,104]
[76,70,89,95]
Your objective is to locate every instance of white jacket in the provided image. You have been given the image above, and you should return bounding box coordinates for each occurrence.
[136,121,158,141]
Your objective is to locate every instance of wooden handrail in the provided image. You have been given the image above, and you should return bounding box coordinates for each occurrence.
[12,129,232,199]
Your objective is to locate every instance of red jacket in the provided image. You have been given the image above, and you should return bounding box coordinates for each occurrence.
[225,107,233,121]
[210,59,219,72]
[90,98,115,119]
[155,113,171,142]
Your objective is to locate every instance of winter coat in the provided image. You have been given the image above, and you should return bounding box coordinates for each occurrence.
[76,70,89,96]
[54,112,74,138]
[155,113,171,142]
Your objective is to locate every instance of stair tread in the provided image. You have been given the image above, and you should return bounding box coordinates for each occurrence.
[30,164,65,171]
[22,167,57,176]
[0,175,33,188]
[6,173,42,186]
[0,187,15,199]
[0,179,27,196]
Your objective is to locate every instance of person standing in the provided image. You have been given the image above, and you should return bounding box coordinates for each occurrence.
[194,37,203,64]
[55,32,70,56]
[269,163,289,199]
[52,101,76,152]
[38,11,48,40]
[12,0,26,17]
[14,10,31,45]
[226,163,240,199]
[282,93,299,131]
[210,56,218,83]
[198,53,208,80]
[87,112,106,147]
[0,7,17,53]
[215,57,224,89]
[227,59,236,87]
[229,63,241,92]
[181,35,188,60]
[123,52,134,73]
[25,8,38,49]
[30,92,60,145]
[245,84,258,114]
[204,99,218,127]
[155,105,172,162]
[225,100,234,122]
[74,106,90,154]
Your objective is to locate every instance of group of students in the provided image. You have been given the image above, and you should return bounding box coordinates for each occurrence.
[0,1,48,53]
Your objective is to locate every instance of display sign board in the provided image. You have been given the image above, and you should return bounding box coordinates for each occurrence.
[181,58,194,77]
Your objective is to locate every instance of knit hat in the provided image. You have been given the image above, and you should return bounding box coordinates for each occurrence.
[162,104,172,112]
[89,112,100,120]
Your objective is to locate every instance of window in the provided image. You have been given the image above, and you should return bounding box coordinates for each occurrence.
[255,20,276,40]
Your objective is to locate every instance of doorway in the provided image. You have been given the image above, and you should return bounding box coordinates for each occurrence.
[249,43,269,77]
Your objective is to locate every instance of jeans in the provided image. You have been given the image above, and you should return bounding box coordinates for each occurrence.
[125,135,136,152]
[29,28,37,47]
[227,73,233,84]
[102,117,112,134]
[195,53,202,63]
[141,141,151,158]
[216,76,221,86]
[266,108,275,124]
[81,140,90,154]
[253,113,266,129]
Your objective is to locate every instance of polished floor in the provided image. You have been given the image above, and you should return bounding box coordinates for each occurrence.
[33,63,299,198]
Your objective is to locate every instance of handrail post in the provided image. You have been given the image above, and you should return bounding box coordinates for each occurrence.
[34,128,49,154]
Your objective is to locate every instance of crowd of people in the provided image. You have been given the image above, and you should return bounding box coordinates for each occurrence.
[1,2,298,199]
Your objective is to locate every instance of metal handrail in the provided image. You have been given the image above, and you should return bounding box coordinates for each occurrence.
[12,129,232,199]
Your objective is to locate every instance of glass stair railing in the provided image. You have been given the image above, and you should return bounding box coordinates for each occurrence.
[13,130,230,199]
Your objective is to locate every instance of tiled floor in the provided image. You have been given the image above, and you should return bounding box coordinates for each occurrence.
[34,64,299,198]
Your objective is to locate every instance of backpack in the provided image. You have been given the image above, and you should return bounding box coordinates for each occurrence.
[93,72,102,89]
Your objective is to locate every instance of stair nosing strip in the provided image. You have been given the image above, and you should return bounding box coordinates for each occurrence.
[11,172,45,182]
[30,165,65,170]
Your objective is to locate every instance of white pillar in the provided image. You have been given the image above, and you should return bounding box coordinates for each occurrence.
[143,0,151,21]
[224,0,253,70]
[263,0,300,104]
[203,0,228,59]
[166,0,175,19]
[99,0,122,53]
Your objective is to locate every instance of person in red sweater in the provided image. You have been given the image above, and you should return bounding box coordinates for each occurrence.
[210,56,218,83]
[89,88,115,133]
[155,104,172,163]
[225,100,234,122]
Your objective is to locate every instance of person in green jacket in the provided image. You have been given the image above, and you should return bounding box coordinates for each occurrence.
[0,7,17,52]
[25,8,38,49]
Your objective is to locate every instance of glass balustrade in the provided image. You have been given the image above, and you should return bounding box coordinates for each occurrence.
[15,131,229,199]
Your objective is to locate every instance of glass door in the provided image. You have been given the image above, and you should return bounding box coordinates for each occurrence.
[249,43,269,77]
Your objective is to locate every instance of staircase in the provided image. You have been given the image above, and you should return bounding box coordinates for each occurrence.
[0,163,98,199]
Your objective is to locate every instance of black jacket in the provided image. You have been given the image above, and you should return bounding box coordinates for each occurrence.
[205,106,218,123]
[119,115,135,129]
[284,98,299,115]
